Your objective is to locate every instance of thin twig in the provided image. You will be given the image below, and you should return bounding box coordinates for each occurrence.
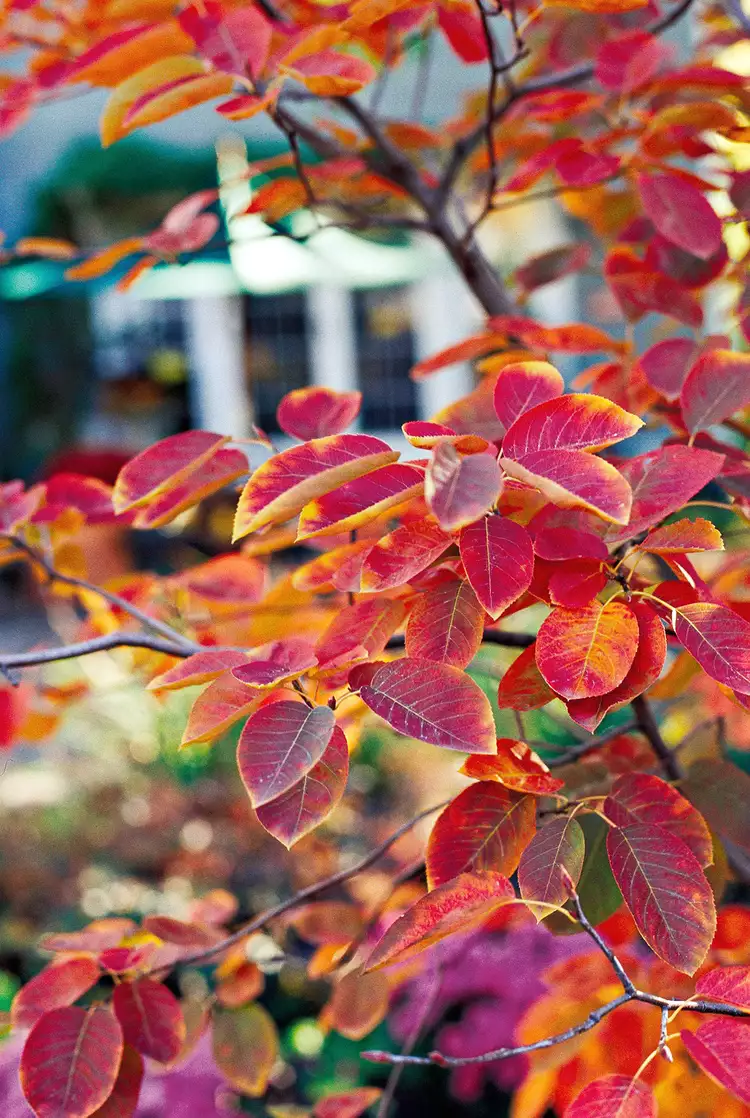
[377,961,443,1118]
[147,801,449,973]
[632,695,683,781]
[545,719,639,768]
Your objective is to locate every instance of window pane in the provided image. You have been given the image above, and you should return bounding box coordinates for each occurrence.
[354,288,416,429]
[244,293,309,432]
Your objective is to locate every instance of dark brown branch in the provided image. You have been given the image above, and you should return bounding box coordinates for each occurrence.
[386,629,534,651]
[545,719,639,768]
[0,632,198,672]
[632,695,683,781]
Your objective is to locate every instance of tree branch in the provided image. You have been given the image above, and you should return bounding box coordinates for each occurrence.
[363,878,750,1069]
[632,695,683,781]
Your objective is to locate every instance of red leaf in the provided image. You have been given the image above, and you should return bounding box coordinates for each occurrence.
[549,561,607,608]
[438,4,488,62]
[231,639,317,687]
[354,657,496,753]
[514,248,591,295]
[459,515,534,619]
[147,650,251,692]
[606,823,715,973]
[233,434,398,538]
[532,525,608,561]
[20,1006,124,1118]
[681,1019,750,1105]
[287,50,376,96]
[638,173,723,260]
[237,701,336,807]
[366,871,515,970]
[496,644,557,710]
[605,247,704,327]
[12,957,101,1029]
[89,1046,143,1118]
[314,1087,383,1118]
[566,601,666,730]
[637,337,696,400]
[565,1074,656,1117]
[608,445,724,541]
[113,979,185,1063]
[640,517,723,554]
[426,781,536,887]
[536,600,639,700]
[461,738,564,795]
[425,442,503,531]
[604,773,712,866]
[181,674,265,748]
[405,577,485,668]
[141,916,219,948]
[518,816,585,913]
[680,349,750,434]
[673,602,750,693]
[277,386,362,440]
[180,1,273,77]
[130,447,247,530]
[113,430,227,514]
[360,517,452,592]
[697,965,750,1008]
[317,598,407,671]
[595,30,669,92]
[255,724,349,847]
[502,394,640,524]
[297,462,423,538]
[493,360,565,430]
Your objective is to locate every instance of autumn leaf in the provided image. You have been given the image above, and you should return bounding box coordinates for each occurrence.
[113,979,186,1063]
[365,871,515,970]
[536,600,640,700]
[426,781,536,887]
[607,822,715,973]
[237,701,336,808]
[405,576,485,668]
[212,1003,278,1097]
[459,514,534,619]
[518,816,585,914]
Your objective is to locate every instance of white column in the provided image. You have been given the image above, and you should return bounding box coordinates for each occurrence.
[409,271,479,421]
[184,295,252,438]
[306,284,358,396]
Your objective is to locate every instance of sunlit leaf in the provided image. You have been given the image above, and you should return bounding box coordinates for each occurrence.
[366,871,514,970]
[277,387,362,440]
[360,517,452,592]
[672,602,750,694]
[536,600,639,700]
[232,639,317,687]
[113,430,228,513]
[181,674,264,748]
[566,601,666,730]
[566,1074,656,1117]
[459,514,534,619]
[640,517,723,554]
[461,738,564,795]
[697,965,750,1009]
[237,701,336,808]
[148,650,249,692]
[234,435,398,538]
[607,823,715,973]
[493,360,564,430]
[297,463,424,539]
[354,657,496,753]
[20,1006,124,1118]
[426,781,536,887]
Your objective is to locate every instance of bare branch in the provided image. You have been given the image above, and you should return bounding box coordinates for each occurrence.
[146,800,449,973]
[632,695,683,781]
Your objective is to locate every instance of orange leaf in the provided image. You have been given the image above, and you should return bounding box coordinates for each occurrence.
[324,970,390,1040]
[536,601,640,700]
[212,1003,278,1097]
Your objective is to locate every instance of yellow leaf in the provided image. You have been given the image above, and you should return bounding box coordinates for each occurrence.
[100,56,232,147]
[65,238,144,281]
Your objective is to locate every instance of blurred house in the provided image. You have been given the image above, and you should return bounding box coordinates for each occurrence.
[0,46,575,479]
